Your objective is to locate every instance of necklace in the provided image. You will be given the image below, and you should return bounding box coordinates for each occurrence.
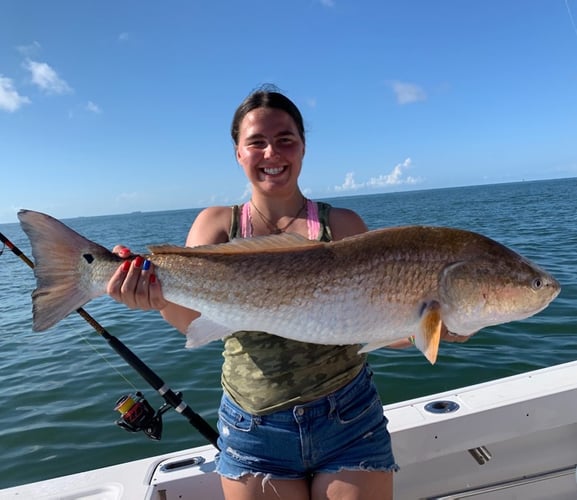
[250,197,307,235]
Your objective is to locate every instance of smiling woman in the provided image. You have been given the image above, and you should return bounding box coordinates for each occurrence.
[105,86,398,500]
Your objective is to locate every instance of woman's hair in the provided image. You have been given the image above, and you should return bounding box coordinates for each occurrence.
[231,84,305,145]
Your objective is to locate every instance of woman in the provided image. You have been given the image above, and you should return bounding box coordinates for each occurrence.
[107,87,398,499]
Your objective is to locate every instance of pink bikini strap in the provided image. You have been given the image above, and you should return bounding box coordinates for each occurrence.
[240,203,252,238]
[306,199,321,240]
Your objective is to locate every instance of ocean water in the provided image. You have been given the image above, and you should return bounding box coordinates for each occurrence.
[0,178,575,489]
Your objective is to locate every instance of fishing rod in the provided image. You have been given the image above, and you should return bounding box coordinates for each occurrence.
[0,230,220,450]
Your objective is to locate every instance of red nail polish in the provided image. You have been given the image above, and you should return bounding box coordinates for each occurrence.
[120,248,131,258]
[121,260,131,272]
[134,256,144,268]
[150,274,156,284]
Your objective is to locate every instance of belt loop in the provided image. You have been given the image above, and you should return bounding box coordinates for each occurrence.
[328,394,337,417]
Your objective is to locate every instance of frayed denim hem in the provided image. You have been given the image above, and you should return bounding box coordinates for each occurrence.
[317,463,400,474]
[216,463,400,482]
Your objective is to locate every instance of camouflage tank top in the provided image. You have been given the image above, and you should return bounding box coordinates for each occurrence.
[222,201,366,415]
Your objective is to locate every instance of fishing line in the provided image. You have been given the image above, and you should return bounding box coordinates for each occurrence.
[565,0,577,39]
[0,229,219,448]
[77,330,139,391]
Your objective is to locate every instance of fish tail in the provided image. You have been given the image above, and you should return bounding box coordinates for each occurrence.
[18,210,117,332]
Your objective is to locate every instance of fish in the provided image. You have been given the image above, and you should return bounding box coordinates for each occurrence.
[18,209,560,364]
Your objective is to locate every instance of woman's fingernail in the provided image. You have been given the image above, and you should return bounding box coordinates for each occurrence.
[142,259,151,271]
[119,248,131,258]
[121,260,131,272]
[134,256,144,268]
[150,274,156,284]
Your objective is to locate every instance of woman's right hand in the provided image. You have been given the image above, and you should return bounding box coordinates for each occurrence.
[107,245,168,311]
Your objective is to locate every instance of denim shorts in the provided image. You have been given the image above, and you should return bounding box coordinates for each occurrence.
[215,364,398,480]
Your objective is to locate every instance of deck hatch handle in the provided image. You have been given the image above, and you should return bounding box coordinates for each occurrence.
[468,445,492,465]
[160,456,206,472]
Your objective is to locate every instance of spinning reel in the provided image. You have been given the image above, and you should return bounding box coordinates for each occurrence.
[114,391,177,440]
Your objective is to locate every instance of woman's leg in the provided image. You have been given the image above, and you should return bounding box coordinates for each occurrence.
[311,470,393,500]
[221,475,311,500]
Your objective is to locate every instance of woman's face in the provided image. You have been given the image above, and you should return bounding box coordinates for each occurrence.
[235,107,305,196]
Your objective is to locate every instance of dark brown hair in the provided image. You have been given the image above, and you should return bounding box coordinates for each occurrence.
[231,85,305,145]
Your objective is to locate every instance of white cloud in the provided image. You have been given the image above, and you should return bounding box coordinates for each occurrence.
[16,41,42,57]
[334,158,421,192]
[366,158,419,187]
[334,172,363,192]
[389,80,427,105]
[86,101,102,114]
[23,59,72,95]
[0,75,31,112]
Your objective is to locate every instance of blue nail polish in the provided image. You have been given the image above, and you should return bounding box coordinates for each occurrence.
[142,259,151,271]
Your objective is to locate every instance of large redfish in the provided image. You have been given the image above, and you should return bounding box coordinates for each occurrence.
[18,209,560,364]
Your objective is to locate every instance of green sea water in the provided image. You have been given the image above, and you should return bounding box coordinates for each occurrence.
[0,178,575,489]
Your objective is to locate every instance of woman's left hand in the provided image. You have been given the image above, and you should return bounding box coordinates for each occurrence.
[440,324,471,343]
[107,245,169,311]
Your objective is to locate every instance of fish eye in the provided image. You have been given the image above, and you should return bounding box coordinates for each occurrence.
[532,278,543,290]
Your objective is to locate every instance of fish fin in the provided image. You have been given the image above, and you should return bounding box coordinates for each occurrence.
[149,233,325,256]
[184,316,234,348]
[415,301,443,365]
[358,342,391,354]
[18,210,113,331]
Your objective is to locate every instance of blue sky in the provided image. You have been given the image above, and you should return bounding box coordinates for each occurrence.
[1,1,576,223]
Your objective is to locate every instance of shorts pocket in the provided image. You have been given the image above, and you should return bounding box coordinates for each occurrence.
[218,397,255,433]
[335,388,381,425]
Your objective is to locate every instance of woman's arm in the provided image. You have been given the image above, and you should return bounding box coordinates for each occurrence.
[159,206,232,332]
[107,206,232,333]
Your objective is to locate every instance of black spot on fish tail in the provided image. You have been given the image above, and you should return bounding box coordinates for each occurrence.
[83,253,95,264]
